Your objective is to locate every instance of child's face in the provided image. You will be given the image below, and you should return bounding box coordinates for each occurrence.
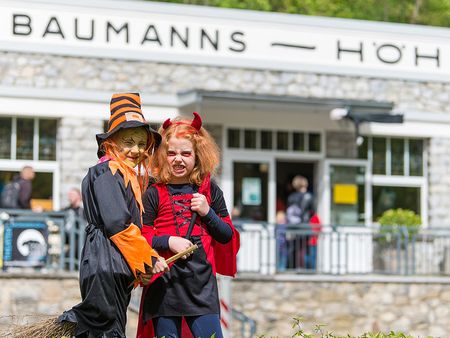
[166,136,196,184]
[113,128,148,167]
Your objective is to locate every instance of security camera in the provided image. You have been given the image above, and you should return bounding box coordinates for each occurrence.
[329,108,349,121]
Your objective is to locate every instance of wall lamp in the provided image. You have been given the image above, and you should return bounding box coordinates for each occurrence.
[330,107,404,146]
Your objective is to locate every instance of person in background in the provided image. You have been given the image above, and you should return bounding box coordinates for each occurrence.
[65,188,84,218]
[276,210,288,271]
[305,211,322,270]
[0,166,35,209]
[63,187,85,264]
[286,175,314,225]
[18,166,36,209]
[285,175,314,269]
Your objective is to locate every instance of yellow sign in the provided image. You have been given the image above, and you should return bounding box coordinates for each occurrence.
[333,184,358,204]
[31,199,53,211]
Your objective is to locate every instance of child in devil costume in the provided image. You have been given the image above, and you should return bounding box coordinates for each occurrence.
[58,93,168,338]
[137,112,240,338]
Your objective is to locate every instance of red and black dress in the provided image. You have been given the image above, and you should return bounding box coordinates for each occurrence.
[137,176,239,337]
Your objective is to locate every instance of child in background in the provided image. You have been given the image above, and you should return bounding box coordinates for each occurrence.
[137,112,240,338]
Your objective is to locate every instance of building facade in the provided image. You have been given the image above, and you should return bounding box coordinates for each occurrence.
[0,0,449,227]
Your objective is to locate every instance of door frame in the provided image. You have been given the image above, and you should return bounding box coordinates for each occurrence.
[222,151,275,223]
[323,159,372,226]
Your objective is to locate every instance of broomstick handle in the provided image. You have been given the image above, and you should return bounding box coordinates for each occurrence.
[166,244,198,264]
[130,244,199,287]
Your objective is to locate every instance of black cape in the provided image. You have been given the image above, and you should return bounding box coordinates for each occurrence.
[59,161,141,338]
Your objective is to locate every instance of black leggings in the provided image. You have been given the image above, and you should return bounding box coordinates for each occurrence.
[153,314,223,338]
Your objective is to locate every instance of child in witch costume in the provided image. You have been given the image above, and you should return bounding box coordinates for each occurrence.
[136,112,240,338]
[58,93,169,338]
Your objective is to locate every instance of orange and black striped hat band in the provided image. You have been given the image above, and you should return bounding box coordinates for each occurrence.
[107,93,145,132]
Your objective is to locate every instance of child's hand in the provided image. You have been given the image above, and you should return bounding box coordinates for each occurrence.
[152,256,169,274]
[191,193,210,217]
[139,273,152,286]
[139,257,169,285]
[168,236,194,259]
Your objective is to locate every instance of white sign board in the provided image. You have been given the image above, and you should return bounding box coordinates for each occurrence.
[0,0,448,82]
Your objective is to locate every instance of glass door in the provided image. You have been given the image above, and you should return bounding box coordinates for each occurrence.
[232,162,269,221]
[326,160,371,226]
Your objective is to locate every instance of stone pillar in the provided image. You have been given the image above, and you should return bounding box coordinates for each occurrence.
[58,117,102,208]
[428,137,450,226]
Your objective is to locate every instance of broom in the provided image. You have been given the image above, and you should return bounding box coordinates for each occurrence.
[0,316,76,338]
[1,245,198,338]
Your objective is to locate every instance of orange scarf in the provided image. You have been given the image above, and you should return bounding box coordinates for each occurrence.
[108,160,144,212]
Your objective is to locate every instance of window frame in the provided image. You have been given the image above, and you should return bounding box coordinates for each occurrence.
[368,136,428,226]
[0,116,60,209]
[3,116,58,162]
[226,127,322,154]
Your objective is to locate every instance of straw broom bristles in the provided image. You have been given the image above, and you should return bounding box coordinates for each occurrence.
[0,316,76,338]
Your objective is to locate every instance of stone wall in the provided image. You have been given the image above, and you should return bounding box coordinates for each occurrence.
[326,131,358,159]
[2,273,450,338]
[2,52,449,112]
[59,117,102,206]
[428,138,450,226]
[232,275,450,338]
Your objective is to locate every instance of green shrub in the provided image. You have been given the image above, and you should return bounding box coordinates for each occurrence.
[377,208,421,240]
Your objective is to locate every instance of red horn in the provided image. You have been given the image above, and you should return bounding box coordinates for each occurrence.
[191,112,202,131]
[162,118,172,130]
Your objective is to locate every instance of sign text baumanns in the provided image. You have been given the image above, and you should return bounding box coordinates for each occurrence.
[0,0,448,82]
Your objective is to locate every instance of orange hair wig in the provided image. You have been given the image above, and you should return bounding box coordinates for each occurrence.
[153,116,220,185]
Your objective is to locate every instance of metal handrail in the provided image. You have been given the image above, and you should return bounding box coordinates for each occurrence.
[232,308,257,338]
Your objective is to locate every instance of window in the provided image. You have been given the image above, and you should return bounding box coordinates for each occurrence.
[17,118,34,160]
[293,132,304,151]
[226,128,321,153]
[390,138,404,176]
[0,171,54,210]
[373,186,421,221]
[276,131,289,150]
[227,129,240,148]
[261,130,272,150]
[233,162,268,221]
[0,117,11,159]
[0,116,58,210]
[359,136,423,177]
[39,119,57,161]
[244,129,257,149]
[357,136,425,222]
[357,137,368,159]
[372,137,386,175]
[409,139,423,176]
[308,133,321,152]
[0,117,58,161]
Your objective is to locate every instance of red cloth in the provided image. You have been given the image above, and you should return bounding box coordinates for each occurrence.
[308,213,322,246]
[136,175,239,337]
